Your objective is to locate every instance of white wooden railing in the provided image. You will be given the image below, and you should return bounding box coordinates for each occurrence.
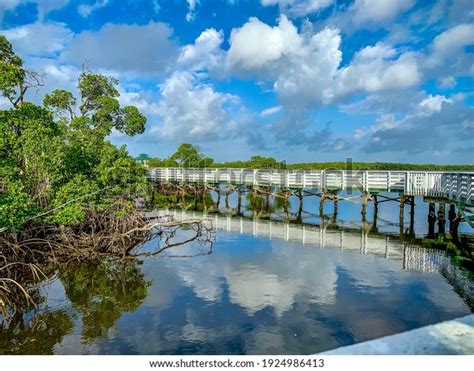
[149,168,474,205]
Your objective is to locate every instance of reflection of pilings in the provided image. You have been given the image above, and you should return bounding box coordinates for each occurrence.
[448,203,460,242]
[296,189,303,224]
[403,247,447,273]
[225,185,232,209]
[237,187,242,215]
[438,202,446,235]
[449,204,456,231]
[361,192,368,221]
[428,202,436,238]
[216,187,221,209]
[296,203,303,224]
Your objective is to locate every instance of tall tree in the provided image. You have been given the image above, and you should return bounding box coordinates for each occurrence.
[169,143,213,168]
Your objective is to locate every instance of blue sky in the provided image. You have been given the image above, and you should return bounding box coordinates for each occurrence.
[0,0,473,163]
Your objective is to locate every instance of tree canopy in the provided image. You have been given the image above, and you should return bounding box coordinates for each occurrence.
[148,143,214,168]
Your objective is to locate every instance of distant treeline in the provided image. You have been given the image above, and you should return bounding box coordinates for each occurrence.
[137,144,474,171]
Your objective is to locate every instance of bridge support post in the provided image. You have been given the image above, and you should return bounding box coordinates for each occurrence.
[399,193,405,236]
[296,189,303,223]
[319,192,326,217]
[361,192,369,222]
[332,197,338,224]
[409,196,415,236]
[265,189,271,211]
[225,185,232,209]
[372,194,378,230]
[449,203,456,230]
[448,203,461,242]
[438,202,446,235]
[216,185,221,210]
[282,189,290,220]
[428,202,436,238]
[237,186,242,215]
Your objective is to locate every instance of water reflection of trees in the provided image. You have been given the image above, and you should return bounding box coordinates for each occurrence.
[0,308,73,354]
[0,258,150,353]
[60,259,150,342]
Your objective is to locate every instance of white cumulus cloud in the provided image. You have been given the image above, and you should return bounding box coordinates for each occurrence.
[153,71,240,141]
[337,43,421,95]
[178,28,224,72]
[226,15,302,73]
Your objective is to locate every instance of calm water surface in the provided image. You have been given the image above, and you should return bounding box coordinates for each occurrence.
[1,199,473,354]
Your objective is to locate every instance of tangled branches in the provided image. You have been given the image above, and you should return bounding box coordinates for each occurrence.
[0,209,214,320]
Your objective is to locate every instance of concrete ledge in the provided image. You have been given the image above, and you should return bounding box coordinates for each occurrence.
[321,315,474,355]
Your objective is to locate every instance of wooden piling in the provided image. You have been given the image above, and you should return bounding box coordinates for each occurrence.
[428,202,436,238]
[332,197,338,224]
[438,202,446,235]
[237,186,242,215]
[319,192,326,217]
[399,193,405,236]
[409,196,415,236]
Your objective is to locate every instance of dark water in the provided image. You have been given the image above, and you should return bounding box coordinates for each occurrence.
[1,192,473,354]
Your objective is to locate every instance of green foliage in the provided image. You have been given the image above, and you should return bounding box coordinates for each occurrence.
[214,156,286,169]
[0,36,25,105]
[0,36,148,232]
[169,143,214,167]
[43,89,76,120]
[0,182,38,231]
[147,143,214,168]
[118,106,147,136]
[48,175,100,225]
[77,71,146,137]
[78,72,119,115]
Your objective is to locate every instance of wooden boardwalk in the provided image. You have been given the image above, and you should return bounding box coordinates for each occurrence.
[149,168,474,206]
